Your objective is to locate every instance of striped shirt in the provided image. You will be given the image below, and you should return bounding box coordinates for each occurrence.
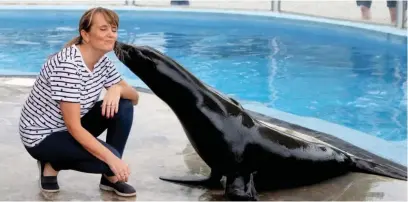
[19,44,122,148]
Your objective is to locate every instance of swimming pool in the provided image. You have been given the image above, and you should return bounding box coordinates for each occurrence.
[0,7,406,165]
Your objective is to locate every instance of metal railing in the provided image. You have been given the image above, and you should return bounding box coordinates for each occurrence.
[272,0,406,29]
[0,0,406,29]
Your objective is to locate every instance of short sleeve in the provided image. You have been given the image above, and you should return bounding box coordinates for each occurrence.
[104,62,122,88]
[49,59,82,103]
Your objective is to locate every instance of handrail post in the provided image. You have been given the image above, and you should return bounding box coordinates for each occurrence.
[271,0,281,12]
[396,0,405,29]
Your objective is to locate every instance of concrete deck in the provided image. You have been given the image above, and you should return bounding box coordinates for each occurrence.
[0,77,406,201]
[0,0,406,27]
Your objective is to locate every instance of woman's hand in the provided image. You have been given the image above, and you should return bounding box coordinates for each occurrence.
[106,155,131,182]
[102,84,122,118]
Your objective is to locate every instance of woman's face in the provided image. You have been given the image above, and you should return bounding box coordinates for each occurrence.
[82,12,118,53]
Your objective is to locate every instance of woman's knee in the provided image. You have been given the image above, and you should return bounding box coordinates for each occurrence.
[116,99,134,118]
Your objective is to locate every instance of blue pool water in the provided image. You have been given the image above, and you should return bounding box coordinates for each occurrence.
[0,8,406,164]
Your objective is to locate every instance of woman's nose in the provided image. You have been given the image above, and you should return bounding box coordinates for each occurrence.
[107,29,116,38]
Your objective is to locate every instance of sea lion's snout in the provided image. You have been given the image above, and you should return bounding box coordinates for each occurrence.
[113,41,156,72]
[114,41,133,62]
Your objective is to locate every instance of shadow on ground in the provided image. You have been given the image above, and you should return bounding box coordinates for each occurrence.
[0,78,406,201]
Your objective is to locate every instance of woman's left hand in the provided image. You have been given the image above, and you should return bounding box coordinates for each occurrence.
[102,85,122,118]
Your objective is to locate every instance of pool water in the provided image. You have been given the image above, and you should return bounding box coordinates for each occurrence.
[0,9,406,164]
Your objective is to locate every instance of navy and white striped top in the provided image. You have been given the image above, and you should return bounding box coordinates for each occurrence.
[19,44,122,147]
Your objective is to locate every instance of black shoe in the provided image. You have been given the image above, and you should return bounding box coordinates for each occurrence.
[99,176,136,197]
[37,161,59,192]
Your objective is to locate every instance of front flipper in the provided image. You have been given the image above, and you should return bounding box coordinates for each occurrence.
[159,171,223,189]
[225,172,259,201]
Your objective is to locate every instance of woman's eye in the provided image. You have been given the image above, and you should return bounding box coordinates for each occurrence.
[100,27,117,32]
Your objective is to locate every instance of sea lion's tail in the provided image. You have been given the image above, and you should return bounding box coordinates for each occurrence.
[351,156,407,181]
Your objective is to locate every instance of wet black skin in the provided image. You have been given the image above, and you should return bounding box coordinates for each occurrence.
[114,41,407,201]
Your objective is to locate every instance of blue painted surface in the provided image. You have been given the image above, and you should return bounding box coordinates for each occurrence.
[0,9,406,165]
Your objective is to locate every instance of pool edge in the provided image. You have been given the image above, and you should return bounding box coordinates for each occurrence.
[0,4,406,37]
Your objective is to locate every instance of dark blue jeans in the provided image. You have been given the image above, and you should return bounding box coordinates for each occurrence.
[25,99,134,177]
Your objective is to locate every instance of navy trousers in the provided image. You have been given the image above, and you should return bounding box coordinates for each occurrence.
[25,99,134,176]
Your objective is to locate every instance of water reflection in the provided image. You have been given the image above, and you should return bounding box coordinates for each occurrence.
[348,45,407,141]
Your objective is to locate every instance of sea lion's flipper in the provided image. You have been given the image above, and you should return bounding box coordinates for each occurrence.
[159,171,223,188]
[225,172,259,201]
[351,157,407,181]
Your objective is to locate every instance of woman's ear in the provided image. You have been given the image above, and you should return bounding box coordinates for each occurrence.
[80,30,89,44]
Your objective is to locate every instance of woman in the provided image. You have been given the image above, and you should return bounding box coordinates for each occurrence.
[18,7,139,197]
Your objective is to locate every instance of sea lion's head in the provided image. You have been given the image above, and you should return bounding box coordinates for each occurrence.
[113,40,200,87]
[113,41,156,72]
[113,40,197,103]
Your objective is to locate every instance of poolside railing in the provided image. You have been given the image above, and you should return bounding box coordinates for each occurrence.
[0,0,406,29]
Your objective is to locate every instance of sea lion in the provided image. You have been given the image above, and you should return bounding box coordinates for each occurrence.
[113,41,407,201]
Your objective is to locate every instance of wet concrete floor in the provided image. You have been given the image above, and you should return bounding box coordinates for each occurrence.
[0,77,406,201]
